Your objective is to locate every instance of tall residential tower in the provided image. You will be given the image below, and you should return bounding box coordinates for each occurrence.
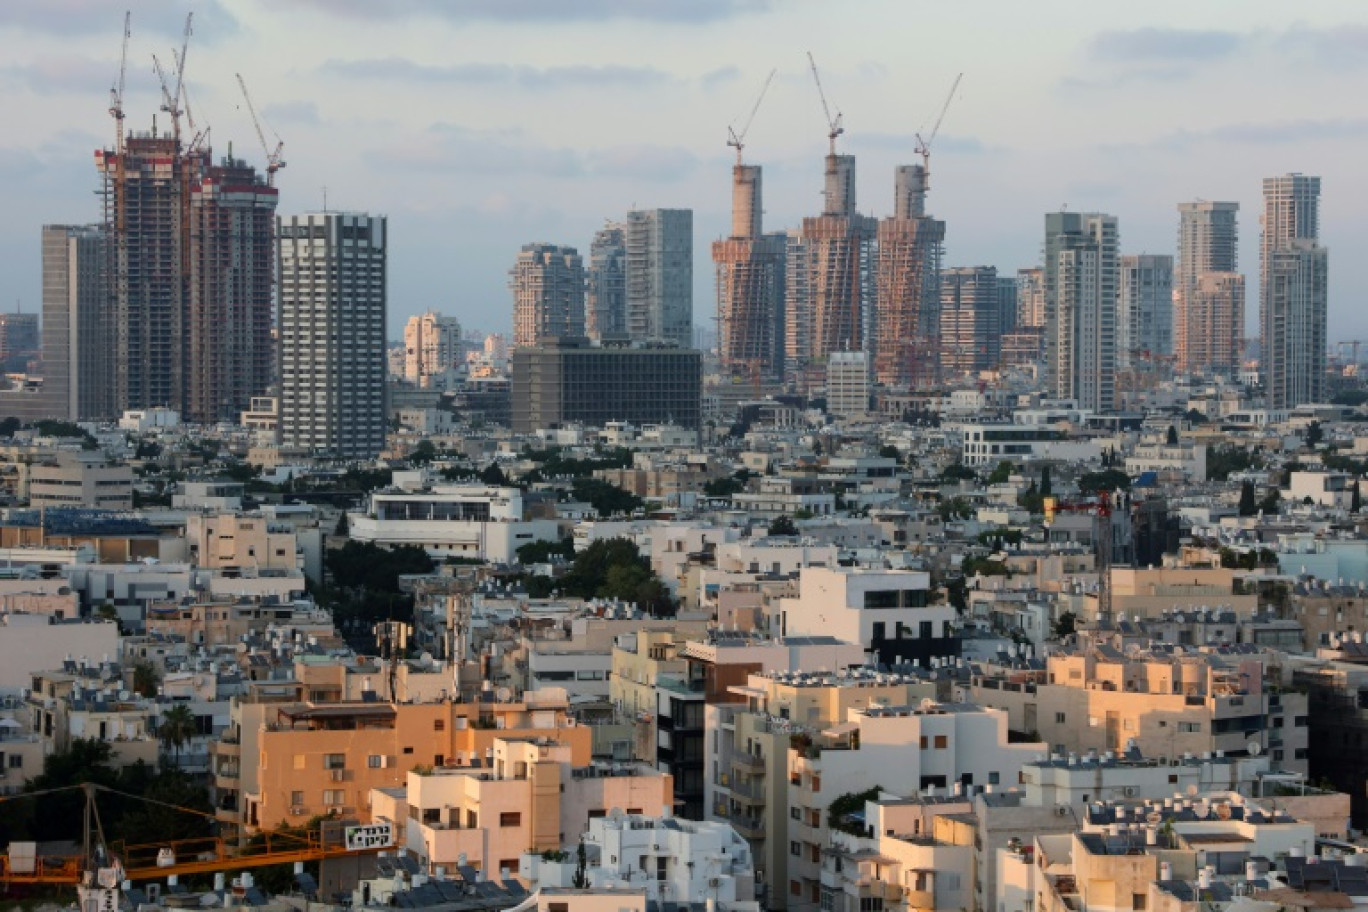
[1044,212,1120,412]
[1175,201,1242,375]
[511,244,585,348]
[1260,175,1328,409]
[625,209,693,348]
[874,164,946,389]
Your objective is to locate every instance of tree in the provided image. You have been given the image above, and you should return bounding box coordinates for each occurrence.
[1306,421,1324,447]
[334,510,349,537]
[1078,468,1131,495]
[878,444,901,461]
[132,661,161,699]
[1054,611,1077,638]
[479,463,508,486]
[703,475,744,497]
[1354,479,1363,514]
[1040,465,1052,497]
[571,477,643,518]
[572,838,589,889]
[1166,425,1179,446]
[409,440,438,465]
[1258,488,1281,515]
[159,704,198,766]
[1238,481,1258,517]
[768,514,798,536]
[987,461,1014,485]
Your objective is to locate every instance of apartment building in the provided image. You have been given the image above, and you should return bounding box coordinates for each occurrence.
[28,451,133,510]
[347,485,558,562]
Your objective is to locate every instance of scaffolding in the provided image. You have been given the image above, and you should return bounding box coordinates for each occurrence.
[873,215,944,390]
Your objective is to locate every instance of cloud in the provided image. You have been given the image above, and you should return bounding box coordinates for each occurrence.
[1089,27,1244,62]
[585,144,699,181]
[319,57,674,90]
[291,0,771,24]
[856,131,990,155]
[701,66,742,92]
[1058,66,1196,92]
[1103,117,1368,153]
[0,0,239,40]
[0,56,117,95]
[261,100,320,127]
[1275,23,1368,70]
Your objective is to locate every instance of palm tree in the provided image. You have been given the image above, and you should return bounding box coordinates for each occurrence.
[159,704,198,768]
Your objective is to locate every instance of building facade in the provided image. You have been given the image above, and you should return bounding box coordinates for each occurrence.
[1260,175,1327,409]
[1117,254,1173,372]
[277,212,388,459]
[625,209,693,348]
[1016,267,1046,329]
[403,310,463,390]
[1175,201,1241,375]
[940,266,1000,375]
[1044,212,1119,412]
[874,165,946,389]
[511,243,585,349]
[587,223,627,341]
[715,164,786,383]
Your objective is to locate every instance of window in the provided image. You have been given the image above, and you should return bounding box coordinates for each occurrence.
[1294,716,1309,727]
[811,775,821,793]
[791,881,802,897]
[499,859,519,874]
[791,841,802,857]
[791,807,802,820]
[934,735,948,749]
[367,755,383,769]
[434,719,445,731]
[1178,722,1201,733]
[290,790,304,806]
[403,746,414,754]
[324,753,345,770]
[860,898,884,912]
[1055,713,1066,724]
[500,812,521,827]
[466,810,478,829]
[323,789,344,805]
[548,904,569,912]
[920,736,928,749]
[988,771,1000,785]
[1168,774,1178,784]
[588,809,606,819]
[7,754,21,769]
[1133,894,1147,911]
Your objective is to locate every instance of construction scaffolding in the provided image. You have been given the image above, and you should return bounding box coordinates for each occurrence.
[873,214,944,390]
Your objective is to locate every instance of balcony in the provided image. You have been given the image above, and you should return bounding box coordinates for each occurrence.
[214,766,240,789]
[731,753,765,773]
[731,781,766,805]
[732,815,766,838]
[214,738,241,758]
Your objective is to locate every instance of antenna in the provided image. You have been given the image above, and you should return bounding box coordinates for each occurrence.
[915,72,962,188]
[726,67,776,165]
[806,51,844,155]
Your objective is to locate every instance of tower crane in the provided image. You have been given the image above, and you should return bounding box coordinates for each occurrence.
[806,51,844,155]
[236,73,286,184]
[108,11,129,150]
[914,72,962,190]
[1044,489,1119,625]
[175,48,210,155]
[726,67,776,165]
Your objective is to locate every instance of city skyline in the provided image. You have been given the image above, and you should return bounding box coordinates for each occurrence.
[0,0,1363,341]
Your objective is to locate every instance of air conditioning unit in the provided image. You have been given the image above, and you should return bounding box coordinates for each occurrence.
[328,805,343,816]
[1055,804,1071,817]
[290,806,306,816]
[709,878,722,889]
[1123,786,1138,797]
[331,769,346,781]
[380,756,390,769]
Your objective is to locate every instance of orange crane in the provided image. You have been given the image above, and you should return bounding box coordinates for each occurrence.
[915,72,962,192]
[236,73,286,184]
[1044,490,1116,624]
[0,783,391,888]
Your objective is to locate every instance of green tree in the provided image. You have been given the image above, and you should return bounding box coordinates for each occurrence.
[132,661,161,699]
[703,475,744,497]
[409,440,438,465]
[1306,421,1324,447]
[1258,488,1281,515]
[1078,468,1130,494]
[1166,425,1179,446]
[768,514,798,536]
[1238,481,1258,517]
[158,703,198,766]
[878,444,901,460]
[571,477,643,517]
[1018,480,1044,514]
[334,510,349,537]
[987,461,1014,485]
[479,463,508,486]
[1054,611,1077,638]
[572,838,589,889]
[1040,465,1052,497]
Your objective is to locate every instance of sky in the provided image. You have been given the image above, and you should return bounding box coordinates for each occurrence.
[1,0,1365,345]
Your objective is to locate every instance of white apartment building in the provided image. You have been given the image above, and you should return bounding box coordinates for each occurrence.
[826,351,869,419]
[625,208,693,348]
[277,212,388,459]
[404,310,463,390]
[348,485,558,562]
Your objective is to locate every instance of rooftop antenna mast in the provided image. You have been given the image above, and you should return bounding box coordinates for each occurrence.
[806,51,844,155]
[726,67,777,165]
[915,72,962,190]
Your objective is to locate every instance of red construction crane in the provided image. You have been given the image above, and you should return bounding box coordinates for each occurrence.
[1044,490,1115,624]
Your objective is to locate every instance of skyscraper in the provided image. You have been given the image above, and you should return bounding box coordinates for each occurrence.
[45,225,111,420]
[1044,212,1119,412]
[625,209,693,348]
[1117,254,1173,371]
[1260,175,1328,409]
[587,223,627,341]
[0,313,39,370]
[1015,267,1046,329]
[1175,201,1241,375]
[511,244,585,349]
[940,266,1000,375]
[874,165,945,389]
[996,275,1019,338]
[787,154,875,392]
[277,213,388,459]
[714,164,786,382]
[404,311,463,390]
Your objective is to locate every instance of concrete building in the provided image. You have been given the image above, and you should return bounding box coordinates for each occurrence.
[940,266,1001,375]
[347,485,558,562]
[874,165,945,389]
[625,209,692,348]
[960,422,1102,467]
[511,337,702,433]
[997,274,1019,336]
[1175,201,1241,374]
[1118,254,1173,371]
[28,451,133,510]
[277,212,388,459]
[404,310,463,390]
[587,223,627,341]
[1045,212,1119,412]
[825,350,869,419]
[1016,267,1046,329]
[1260,175,1328,409]
[715,164,786,383]
[0,312,38,368]
[513,243,586,349]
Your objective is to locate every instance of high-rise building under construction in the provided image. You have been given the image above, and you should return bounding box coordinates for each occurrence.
[714,163,785,382]
[873,164,945,389]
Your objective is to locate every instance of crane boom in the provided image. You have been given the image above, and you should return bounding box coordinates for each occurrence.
[108,11,130,127]
[914,72,963,191]
[172,12,192,120]
[806,51,843,154]
[726,67,776,164]
[236,73,286,184]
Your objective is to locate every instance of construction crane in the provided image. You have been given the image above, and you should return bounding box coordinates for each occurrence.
[236,73,286,184]
[1044,490,1117,625]
[0,782,392,888]
[915,72,962,189]
[175,48,210,155]
[806,51,843,155]
[107,12,130,148]
[171,11,192,134]
[726,68,776,165]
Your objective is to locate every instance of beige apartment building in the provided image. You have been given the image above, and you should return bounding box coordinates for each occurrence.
[185,512,305,574]
[27,451,133,510]
[370,737,672,878]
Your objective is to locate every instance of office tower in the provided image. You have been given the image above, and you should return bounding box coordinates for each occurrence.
[510,243,585,349]
[874,165,945,389]
[1117,254,1174,372]
[787,154,876,392]
[586,223,627,340]
[625,209,693,347]
[404,311,463,389]
[826,350,869,418]
[0,313,39,369]
[1175,201,1241,374]
[714,163,786,382]
[511,337,702,433]
[996,275,1019,337]
[277,213,388,459]
[1044,212,1119,412]
[186,157,278,422]
[1261,175,1328,408]
[940,266,1000,375]
[1016,267,1046,329]
[1181,273,1245,376]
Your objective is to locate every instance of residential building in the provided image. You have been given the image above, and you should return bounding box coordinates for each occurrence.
[715,164,786,382]
[625,209,692,348]
[277,212,388,459]
[826,350,869,419]
[823,801,975,912]
[511,243,585,349]
[347,485,558,562]
[1044,212,1120,412]
[874,165,945,389]
[1016,267,1046,329]
[587,223,627,341]
[511,336,702,432]
[403,310,463,390]
[1118,254,1173,371]
[0,313,38,367]
[940,266,1001,375]
[1175,201,1241,374]
[997,274,1019,335]
[27,451,133,510]
[1260,175,1328,409]
[960,422,1102,467]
